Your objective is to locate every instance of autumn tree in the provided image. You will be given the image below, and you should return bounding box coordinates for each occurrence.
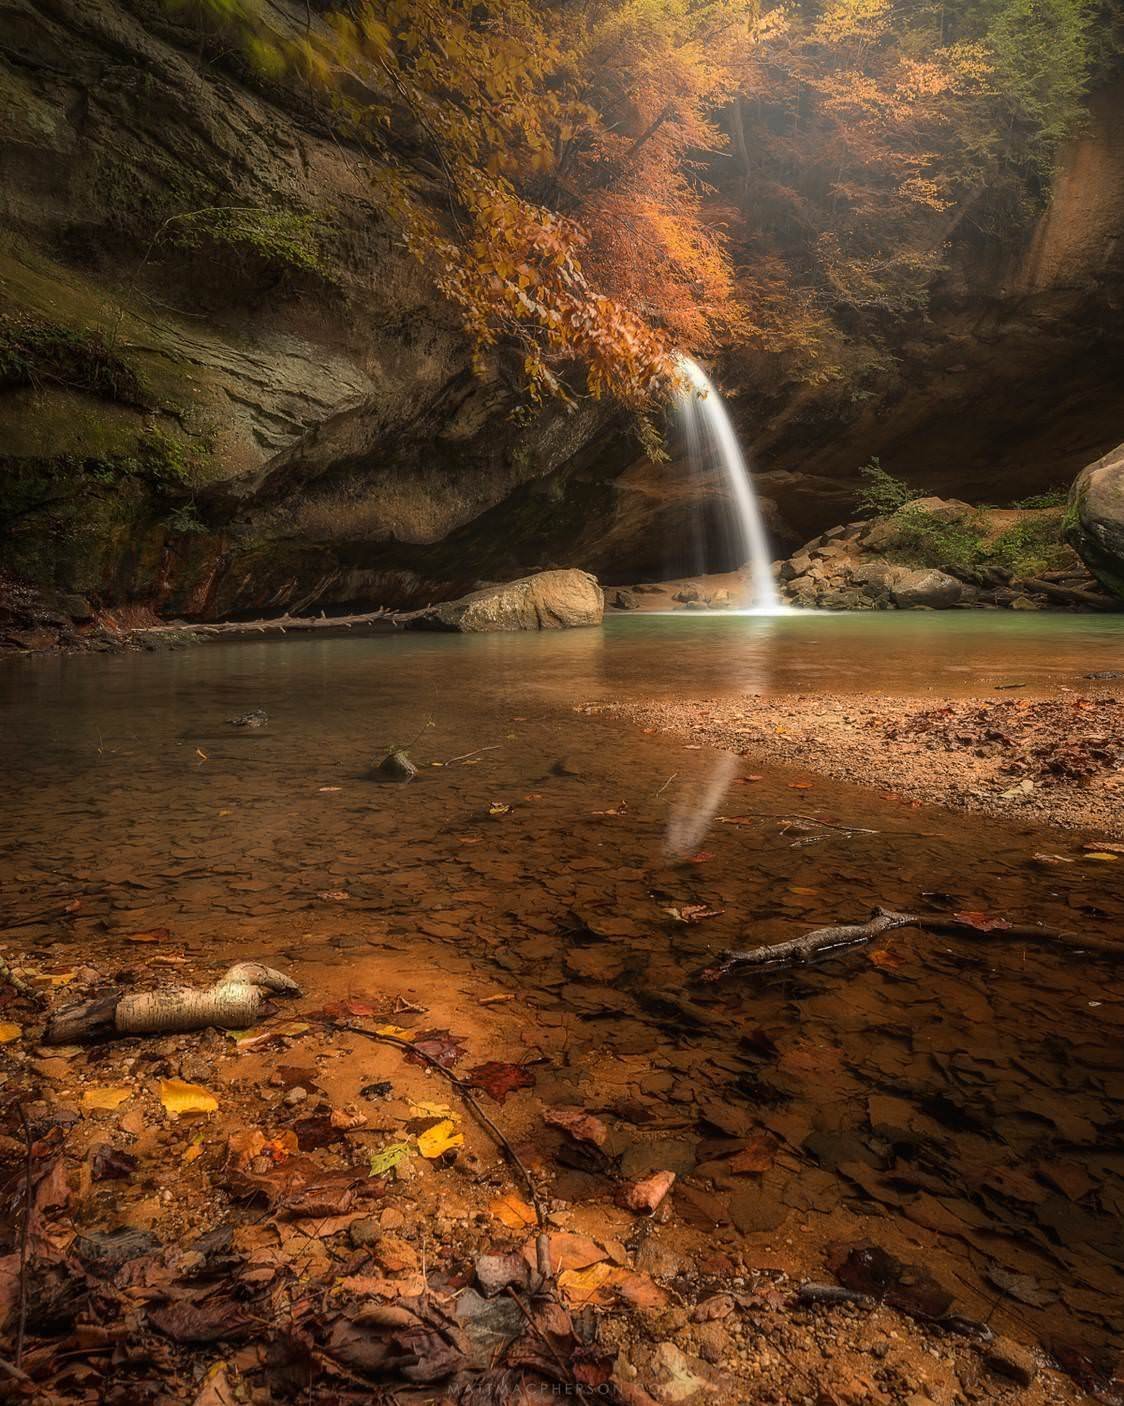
[169,0,1110,413]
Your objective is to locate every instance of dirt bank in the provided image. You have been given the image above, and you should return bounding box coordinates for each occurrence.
[587,689,1124,839]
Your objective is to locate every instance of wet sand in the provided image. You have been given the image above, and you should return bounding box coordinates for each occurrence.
[589,689,1124,839]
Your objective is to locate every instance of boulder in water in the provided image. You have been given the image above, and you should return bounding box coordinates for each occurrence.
[1068,443,1124,599]
[372,748,418,782]
[891,568,963,609]
[403,570,603,632]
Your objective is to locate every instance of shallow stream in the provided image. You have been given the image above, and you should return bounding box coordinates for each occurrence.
[2,615,1123,1384]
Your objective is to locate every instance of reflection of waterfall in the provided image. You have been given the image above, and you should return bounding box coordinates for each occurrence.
[675,355,780,612]
[665,751,740,858]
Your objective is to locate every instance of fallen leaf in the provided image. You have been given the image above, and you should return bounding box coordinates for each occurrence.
[953,911,1013,932]
[727,1133,778,1174]
[543,1106,608,1147]
[1084,852,1119,862]
[368,1142,412,1178]
[91,1145,137,1181]
[160,1079,218,1118]
[0,1022,21,1043]
[316,890,350,902]
[868,948,904,970]
[374,1023,415,1039]
[615,1170,676,1214]
[82,1086,133,1111]
[465,1061,535,1104]
[127,928,171,943]
[330,1107,367,1131]
[489,1193,537,1229]
[405,1028,467,1068]
[788,781,813,790]
[664,903,724,924]
[416,1119,463,1159]
[690,852,714,864]
[557,1261,620,1305]
[488,801,511,817]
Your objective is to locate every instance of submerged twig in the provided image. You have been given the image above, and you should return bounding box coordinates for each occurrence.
[654,771,678,799]
[442,744,501,766]
[339,1024,551,1279]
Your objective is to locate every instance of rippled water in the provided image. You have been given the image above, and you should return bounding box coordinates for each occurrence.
[2,616,1122,1387]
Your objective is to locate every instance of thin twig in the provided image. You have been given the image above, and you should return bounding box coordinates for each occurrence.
[336,1029,551,1282]
[442,744,501,767]
[0,1356,32,1385]
[718,812,880,835]
[15,1103,32,1368]
[654,772,678,799]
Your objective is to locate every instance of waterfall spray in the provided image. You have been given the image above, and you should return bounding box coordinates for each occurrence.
[675,356,780,611]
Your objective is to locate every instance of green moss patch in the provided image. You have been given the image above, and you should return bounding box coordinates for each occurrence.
[0,313,149,405]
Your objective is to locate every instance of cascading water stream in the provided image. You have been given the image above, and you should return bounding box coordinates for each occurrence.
[675,355,781,612]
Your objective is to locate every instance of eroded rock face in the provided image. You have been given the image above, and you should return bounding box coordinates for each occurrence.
[1069,444,1124,599]
[403,570,604,632]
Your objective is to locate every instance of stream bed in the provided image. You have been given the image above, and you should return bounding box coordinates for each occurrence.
[2,615,1123,1387]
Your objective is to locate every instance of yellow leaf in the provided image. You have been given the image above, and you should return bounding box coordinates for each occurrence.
[416,1118,464,1158]
[411,1100,454,1119]
[0,1022,20,1043]
[489,1193,536,1228]
[83,1086,133,1111]
[1084,852,1118,862]
[557,1261,623,1305]
[183,1131,205,1163]
[160,1079,218,1117]
[375,1024,414,1040]
[488,801,511,816]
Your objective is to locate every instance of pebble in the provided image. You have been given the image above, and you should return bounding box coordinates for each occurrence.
[284,1086,308,1106]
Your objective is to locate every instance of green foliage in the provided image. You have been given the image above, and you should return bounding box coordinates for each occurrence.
[0,314,148,404]
[970,0,1096,183]
[1011,486,1068,508]
[890,504,1070,576]
[856,459,922,516]
[891,504,990,571]
[988,514,1071,575]
[167,206,324,275]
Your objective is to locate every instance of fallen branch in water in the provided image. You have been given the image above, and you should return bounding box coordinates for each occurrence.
[718,812,880,835]
[44,962,300,1044]
[703,907,1123,980]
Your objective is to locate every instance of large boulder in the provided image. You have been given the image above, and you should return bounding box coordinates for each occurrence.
[891,568,963,609]
[1068,444,1124,599]
[404,570,604,632]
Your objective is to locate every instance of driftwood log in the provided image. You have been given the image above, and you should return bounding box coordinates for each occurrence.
[44,962,300,1044]
[704,906,1123,979]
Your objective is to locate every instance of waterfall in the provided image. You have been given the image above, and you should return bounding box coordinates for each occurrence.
[675,355,780,611]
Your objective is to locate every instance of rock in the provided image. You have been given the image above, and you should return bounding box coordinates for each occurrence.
[1009,594,1044,610]
[611,588,641,610]
[372,748,418,782]
[228,709,268,728]
[404,569,603,632]
[284,1086,308,1106]
[673,587,700,603]
[1069,441,1124,598]
[649,1342,714,1404]
[891,568,963,609]
[692,1322,731,1365]
[348,1217,380,1248]
[788,552,813,577]
[983,1337,1038,1387]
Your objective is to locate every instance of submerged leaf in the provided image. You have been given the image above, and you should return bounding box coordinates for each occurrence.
[82,1086,133,1111]
[369,1142,412,1177]
[416,1119,463,1158]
